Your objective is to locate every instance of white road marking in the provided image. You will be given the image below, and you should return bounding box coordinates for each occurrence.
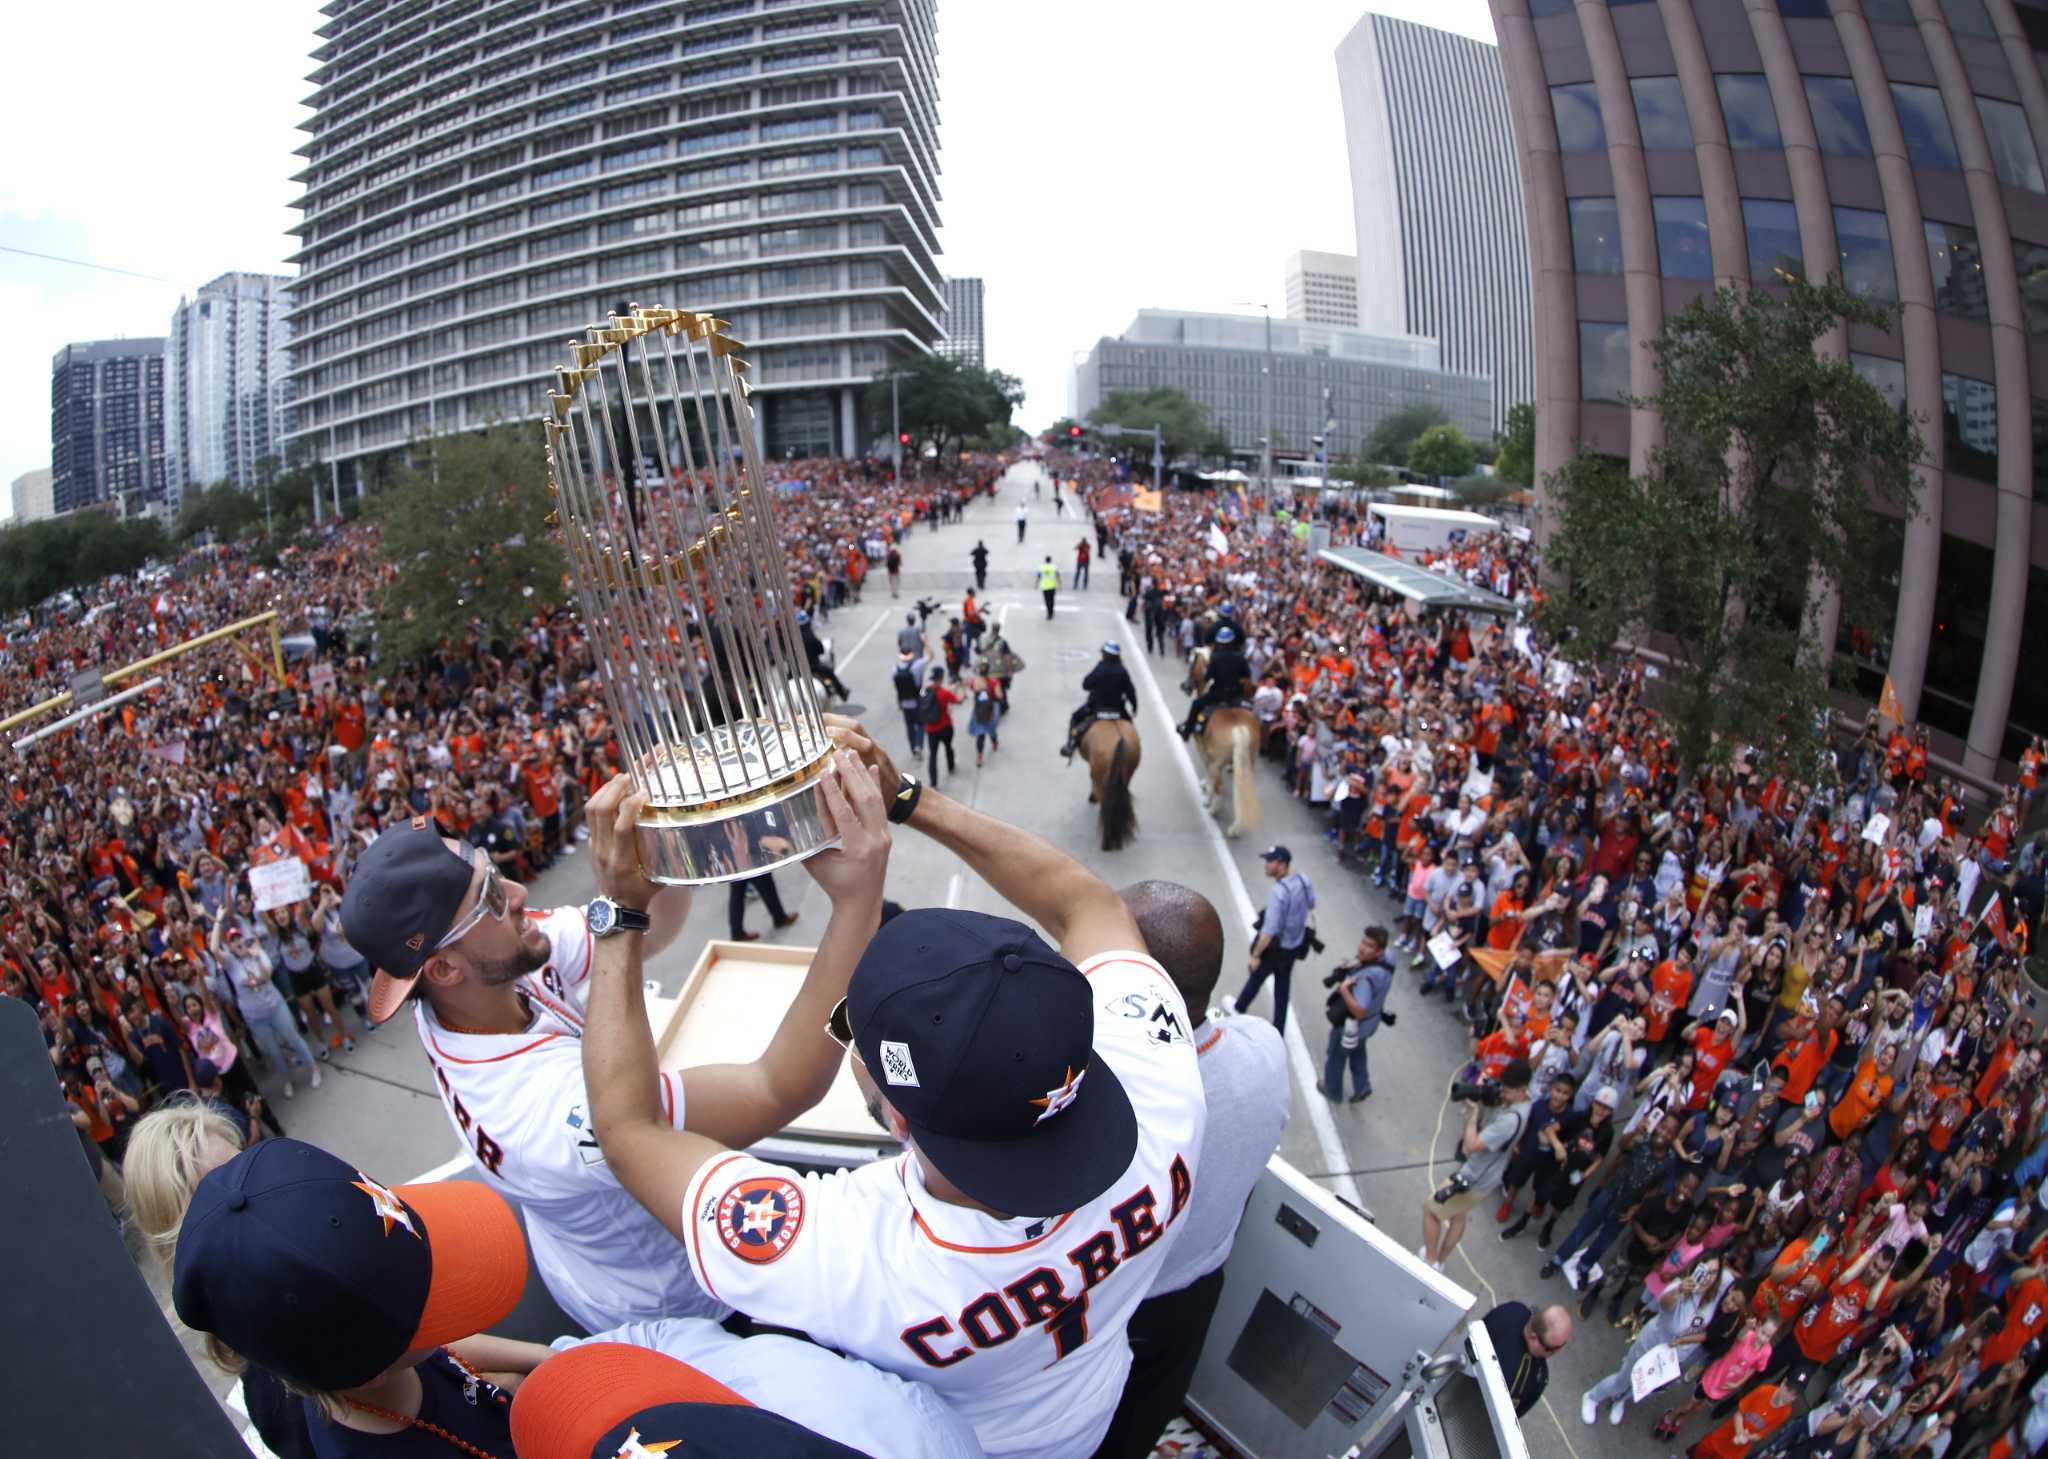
[1118,616,1364,1213]
[835,606,895,672]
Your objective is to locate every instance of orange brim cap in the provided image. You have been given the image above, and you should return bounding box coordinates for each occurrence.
[396,1179,528,1351]
[367,967,422,1025]
[511,1343,751,1459]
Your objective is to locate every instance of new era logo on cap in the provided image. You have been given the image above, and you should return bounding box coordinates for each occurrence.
[847,910,1136,1217]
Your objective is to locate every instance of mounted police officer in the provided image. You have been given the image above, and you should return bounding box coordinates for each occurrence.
[1061,642,1138,760]
[1178,623,1249,740]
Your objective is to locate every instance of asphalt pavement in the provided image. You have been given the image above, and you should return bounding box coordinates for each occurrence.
[205,459,1625,1459]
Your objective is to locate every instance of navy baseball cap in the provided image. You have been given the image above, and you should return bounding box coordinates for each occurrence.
[172,1139,526,1391]
[511,1343,869,1459]
[340,816,479,1023]
[1261,845,1293,864]
[848,910,1136,1217]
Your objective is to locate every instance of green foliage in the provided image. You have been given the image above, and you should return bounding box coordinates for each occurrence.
[864,355,1025,459]
[1451,474,1519,507]
[1538,277,1923,779]
[1364,404,1448,470]
[175,483,268,543]
[1087,387,1222,460]
[1334,455,1396,488]
[0,513,169,615]
[1407,423,1479,481]
[1494,403,1536,486]
[369,425,568,666]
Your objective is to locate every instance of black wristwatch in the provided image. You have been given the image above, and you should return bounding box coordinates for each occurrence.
[886,771,923,825]
[586,897,652,937]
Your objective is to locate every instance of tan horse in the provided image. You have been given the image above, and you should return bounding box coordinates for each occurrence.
[1195,707,1262,838]
[1080,718,1140,851]
[1186,644,1211,697]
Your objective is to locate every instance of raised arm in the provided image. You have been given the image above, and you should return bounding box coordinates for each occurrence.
[827,717,1140,964]
[580,754,885,1240]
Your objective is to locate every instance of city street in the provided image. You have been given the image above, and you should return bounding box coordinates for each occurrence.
[217,458,1629,1459]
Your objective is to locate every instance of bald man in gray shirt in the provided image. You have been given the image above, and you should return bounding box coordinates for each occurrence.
[1092,881,1289,1459]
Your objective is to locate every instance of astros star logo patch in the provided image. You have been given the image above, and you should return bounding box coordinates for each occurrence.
[1030,1065,1087,1124]
[351,1172,420,1239]
[714,1176,806,1264]
[612,1429,681,1457]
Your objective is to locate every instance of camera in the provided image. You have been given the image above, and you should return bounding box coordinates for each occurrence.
[913,597,943,626]
[1450,1078,1503,1107]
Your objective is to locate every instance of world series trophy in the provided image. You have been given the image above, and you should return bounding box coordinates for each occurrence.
[541,304,837,884]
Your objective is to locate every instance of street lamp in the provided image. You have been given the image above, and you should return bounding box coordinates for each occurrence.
[1232,300,1273,501]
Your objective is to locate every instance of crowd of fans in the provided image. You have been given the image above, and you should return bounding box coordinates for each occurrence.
[1076,453,2048,1459]
[0,452,1002,1189]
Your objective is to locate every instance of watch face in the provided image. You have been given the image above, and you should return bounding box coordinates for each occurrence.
[588,899,614,935]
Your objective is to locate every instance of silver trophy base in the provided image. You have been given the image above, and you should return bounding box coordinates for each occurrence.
[634,731,839,886]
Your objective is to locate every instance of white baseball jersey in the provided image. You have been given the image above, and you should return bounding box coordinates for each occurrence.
[416,905,728,1332]
[677,949,1206,1459]
[1152,1010,1287,1293]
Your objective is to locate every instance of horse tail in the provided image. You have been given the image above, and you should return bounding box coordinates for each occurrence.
[1101,734,1137,851]
[1229,722,1261,837]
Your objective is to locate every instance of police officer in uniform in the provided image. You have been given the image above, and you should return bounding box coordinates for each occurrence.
[1178,624,1249,740]
[1060,643,1139,761]
[1038,555,1060,619]
[797,611,850,702]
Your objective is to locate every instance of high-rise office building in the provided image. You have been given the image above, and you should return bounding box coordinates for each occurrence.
[50,340,168,515]
[167,272,293,503]
[1283,250,1361,327]
[939,274,984,365]
[1337,12,1531,433]
[1072,309,1491,460]
[284,0,944,476]
[1487,0,2048,777]
[9,468,54,524]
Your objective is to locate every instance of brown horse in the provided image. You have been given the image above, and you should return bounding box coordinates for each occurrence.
[1080,718,1140,851]
[1195,707,1262,838]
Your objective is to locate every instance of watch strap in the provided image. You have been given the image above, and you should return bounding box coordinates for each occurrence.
[886,772,922,825]
[610,902,652,932]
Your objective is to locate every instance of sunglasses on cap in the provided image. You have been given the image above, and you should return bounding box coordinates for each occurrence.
[434,854,510,951]
[825,996,854,1051]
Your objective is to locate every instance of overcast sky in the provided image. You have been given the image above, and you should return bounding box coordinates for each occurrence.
[0,0,1496,518]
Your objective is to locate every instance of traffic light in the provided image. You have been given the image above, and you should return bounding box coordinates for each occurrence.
[899,432,911,445]
[1068,425,1082,438]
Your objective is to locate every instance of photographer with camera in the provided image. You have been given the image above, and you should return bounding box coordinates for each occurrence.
[1320,926,1396,1103]
[1421,1057,1533,1272]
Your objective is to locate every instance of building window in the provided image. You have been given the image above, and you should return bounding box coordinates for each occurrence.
[1777,0,1831,17]
[1551,83,1606,154]
[1743,197,1804,280]
[1528,0,1572,15]
[1942,0,1997,37]
[1850,353,1907,413]
[1803,76,1874,158]
[1835,207,1897,301]
[1654,196,1713,279]
[1978,98,2046,192]
[1863,0,1915,18]
[1632,77,1693,150]
[2015,239,2048,334]
[2034,400,2048,499]
[1569,197,1624,274]
[1580,321,1631,403]
[1926,219,1991,324]
[1941,371,1998,480]
[1890,84,1960,170]
[1716,74,1781,151]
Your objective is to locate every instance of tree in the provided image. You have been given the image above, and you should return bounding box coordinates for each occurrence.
[1494,403,1536,487]
[0,513,168,615]
[863,355,1025,460]
[1087,387,1221,460]
[1333,454,1396,488]
[370,425,569,666]
[1406,423,1478,481]
[1364,404,1448,469]
[175,483,267,543]
[1451,474,1519,507]
[1538,277,1923,779]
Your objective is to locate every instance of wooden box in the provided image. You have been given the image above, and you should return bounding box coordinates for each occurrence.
[647,939,876,1143]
